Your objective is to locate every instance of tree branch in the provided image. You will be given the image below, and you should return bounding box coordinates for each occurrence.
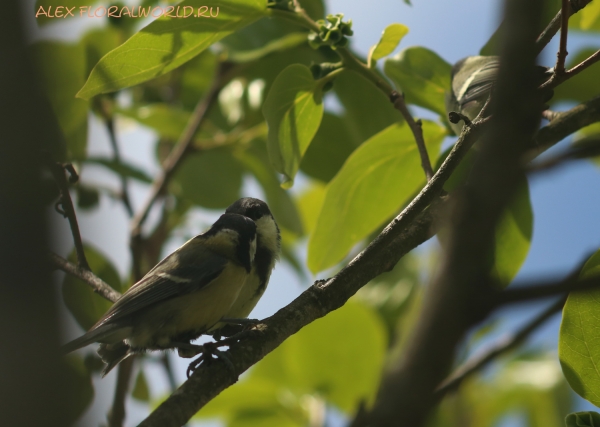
[49,252,120,303]
[535,0,593,55]
[47,161,90,271]
[555,0,570,75]
[130,73,223,238]
[434,297,565,397]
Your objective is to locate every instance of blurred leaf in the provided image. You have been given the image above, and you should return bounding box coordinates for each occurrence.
[384,46,451,116]
[565,411,600,427]
[553,48,600,104]
[35,0,99,26]
[300,113,358,182]
[81,26,123,78]
[171,148,243,209]
[492,178,533,285]
[63,355,94,424]
[308,120,445,273]
[32,41,89,160]
[228,411,301,427]
[297,181,326,235]
[226,32,308,63]
[179,50,218,110]
[235,142,304,235]
[369,23,409,63]
[263,64,324,188]
[118,103,191,140]
[559,249,600,406]
[76,185,100,210]
[77,0,267,99]
[132,370,150,401]
[84,157,153,183]
[334,69,402,145]
[62,245,122,330]
[573,122,600,167]
[570,0,600,31]
[250,300,386,412]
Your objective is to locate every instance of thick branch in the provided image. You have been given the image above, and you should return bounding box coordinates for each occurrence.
[434,297,565,397]
[49,252,120,303]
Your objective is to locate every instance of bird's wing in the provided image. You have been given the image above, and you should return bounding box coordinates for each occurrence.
[94,241,228,329]
[457,59,500,107]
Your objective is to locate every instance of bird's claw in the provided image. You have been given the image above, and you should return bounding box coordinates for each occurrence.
[186,342,235,379]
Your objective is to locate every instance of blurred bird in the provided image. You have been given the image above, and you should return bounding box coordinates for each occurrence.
[445,56,553,135]
[62,213,257,376]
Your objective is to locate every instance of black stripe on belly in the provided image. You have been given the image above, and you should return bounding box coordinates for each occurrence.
[253,245,273,297]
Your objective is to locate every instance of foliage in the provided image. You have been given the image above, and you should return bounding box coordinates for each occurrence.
[34,0,600,425]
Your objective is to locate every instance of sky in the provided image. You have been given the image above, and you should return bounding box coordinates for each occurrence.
[26,0,600,425]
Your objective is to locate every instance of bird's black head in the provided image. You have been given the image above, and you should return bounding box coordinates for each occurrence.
[207,213,257,272]
[226,197,272,222]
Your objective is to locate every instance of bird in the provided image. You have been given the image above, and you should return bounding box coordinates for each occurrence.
[62,213,257,376]
[445,56,554,135]
[211,197,281,331]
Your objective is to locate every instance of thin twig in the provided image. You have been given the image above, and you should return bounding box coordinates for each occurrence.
[434,297,566,397]
[535,0,593,55]
[47,160,90,271]
[390,91,434,181]
[555,0,570,74]
[105,114,134,217]
[130,75,223,238]
[49,252,120,303]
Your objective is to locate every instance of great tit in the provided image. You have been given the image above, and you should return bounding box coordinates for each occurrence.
[445,56,553,135]
[212,197,281,329]
[62,213,257,376]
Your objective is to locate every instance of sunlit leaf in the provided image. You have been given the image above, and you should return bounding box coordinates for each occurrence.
[263,64,324,188]
[308,120,445,273]
[334,70,402,145]
[62,245,122,330]
[77,0,267,99]
[571,0,600,31]
[559,249,600,406]
[384,46,451,116]
[250,301,387,412]
[369,23,409,63]
[300,113,358,183]
[297,181,326,235]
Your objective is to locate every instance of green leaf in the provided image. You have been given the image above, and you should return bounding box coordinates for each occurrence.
[225,32,308,63]
[566,411,600,427]
[81,26,124,78]
[32,41,89,160]
[76,185,100,210]
[492,178,533,285]
[297,181,326,236]
[62,246,122,330]
[132,370,150,401]
[369,23,409,63]
[554,48,600,104]
[300,113,358,183]
[384,46,451,116]
[171,148,243,209]
[559,249,600,406]
[262,64,324,188]
[77,0,267,100]
[334,69,402,145]
[235,143,303,235]
[84,157,153,183]
[118,104,191,140]
[251,300,387,412]
[308,120,445,273]
[573,122,600,168]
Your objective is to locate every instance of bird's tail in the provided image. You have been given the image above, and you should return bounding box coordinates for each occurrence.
[61,323,126,354]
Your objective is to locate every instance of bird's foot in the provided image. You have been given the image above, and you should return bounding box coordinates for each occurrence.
[186,341,235,379]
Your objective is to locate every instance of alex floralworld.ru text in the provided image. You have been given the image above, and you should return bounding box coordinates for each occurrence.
[35,5,219,19]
